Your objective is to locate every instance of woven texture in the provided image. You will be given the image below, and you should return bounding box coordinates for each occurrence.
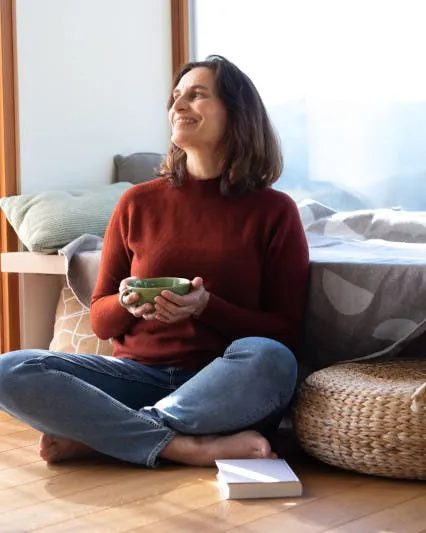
[293,360,426,480]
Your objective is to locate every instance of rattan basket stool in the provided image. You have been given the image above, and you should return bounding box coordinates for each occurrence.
[293,359,426,480]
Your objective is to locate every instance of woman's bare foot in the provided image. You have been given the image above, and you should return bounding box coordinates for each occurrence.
[39,434,98,463]
[160,430,277,466]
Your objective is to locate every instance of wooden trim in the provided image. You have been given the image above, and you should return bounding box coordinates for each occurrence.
[170,0,189,76]
[0,0,20,353]
[1,252,66,275]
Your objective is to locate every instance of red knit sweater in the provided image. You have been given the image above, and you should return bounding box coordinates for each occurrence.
[90,176,309,369]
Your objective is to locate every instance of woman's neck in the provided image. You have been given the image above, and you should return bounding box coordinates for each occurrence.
[185,150,222,180]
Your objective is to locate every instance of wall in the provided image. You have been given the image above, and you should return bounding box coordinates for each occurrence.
[14,0,172,347]
[15,0,172,193]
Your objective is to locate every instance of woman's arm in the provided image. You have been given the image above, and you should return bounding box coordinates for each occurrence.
[90,192,138,340]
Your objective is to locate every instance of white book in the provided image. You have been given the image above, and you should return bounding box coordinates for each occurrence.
[215,458,303,500]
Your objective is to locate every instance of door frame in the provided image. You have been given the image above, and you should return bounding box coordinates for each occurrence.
[0,0,19,353]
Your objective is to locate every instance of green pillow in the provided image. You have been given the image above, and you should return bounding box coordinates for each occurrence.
[0,182,132,253]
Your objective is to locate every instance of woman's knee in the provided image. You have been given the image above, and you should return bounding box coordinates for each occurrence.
[224,337,297,384]
[0,350,48,392]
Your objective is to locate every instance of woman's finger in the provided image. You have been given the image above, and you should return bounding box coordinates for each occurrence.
[154,295,180,314]
[120,292,139,307]
[127,302,153,318]
[157,290,184,306]
[119,276,138,293]
[142,312,157,320]
[152,313,172,323]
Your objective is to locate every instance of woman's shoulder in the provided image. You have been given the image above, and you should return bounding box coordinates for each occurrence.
[117,177,170,205]
[256,187,299,213]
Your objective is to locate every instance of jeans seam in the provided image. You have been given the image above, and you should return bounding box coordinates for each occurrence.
[169,368,176,391]
[43,366,163,429]
[146,429,177,468]
[31,355,171,388]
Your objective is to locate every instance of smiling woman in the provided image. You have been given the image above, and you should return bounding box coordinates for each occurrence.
[0,52,309,469]
[169,67,228,177]
[160,55,283,194]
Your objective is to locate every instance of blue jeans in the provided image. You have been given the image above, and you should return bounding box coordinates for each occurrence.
[0,337,297,467]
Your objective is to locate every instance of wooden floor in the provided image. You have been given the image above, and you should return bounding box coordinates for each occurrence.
[0,411,425,533]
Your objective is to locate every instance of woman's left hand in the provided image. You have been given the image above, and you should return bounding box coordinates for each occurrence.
[143,276,210,323]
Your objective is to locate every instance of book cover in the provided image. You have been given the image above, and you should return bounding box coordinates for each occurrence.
[215,458,303,500]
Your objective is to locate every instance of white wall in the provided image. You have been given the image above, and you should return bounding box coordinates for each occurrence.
[15,0,172,193]
[14,0,172,348]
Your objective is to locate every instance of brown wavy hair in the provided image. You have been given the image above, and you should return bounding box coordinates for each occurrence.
[159,55,283,195]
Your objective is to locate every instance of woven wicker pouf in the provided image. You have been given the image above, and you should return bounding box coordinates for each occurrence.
[293,359,426,480]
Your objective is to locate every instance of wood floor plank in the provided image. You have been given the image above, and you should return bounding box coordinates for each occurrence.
[0,466,210,531]
[32,455,372,532]
[0,458,86,491]
[221,477,426,533]
[0,410,16,421]
[123,475,425,533]
[34,473,218,533]
[0,461,144,514]
[33,471,299,533]
[0,413,425,533]
[0,418,32,435]
[0,443,41,470]
[0,428,39,452]
[323,493,426,533]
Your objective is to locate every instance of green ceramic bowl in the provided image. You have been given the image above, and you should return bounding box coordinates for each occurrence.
[119,277,191,307]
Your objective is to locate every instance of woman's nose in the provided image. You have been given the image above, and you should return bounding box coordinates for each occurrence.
[173,95,188,111]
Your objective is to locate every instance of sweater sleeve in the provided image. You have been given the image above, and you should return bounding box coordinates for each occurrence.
[90,191,139,340]
[197,200,309,353]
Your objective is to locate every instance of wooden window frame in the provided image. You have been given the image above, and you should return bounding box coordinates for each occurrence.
[170,0,190,75]
[0,0,19,354]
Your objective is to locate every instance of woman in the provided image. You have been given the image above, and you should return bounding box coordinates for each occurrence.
[0,55,309,467]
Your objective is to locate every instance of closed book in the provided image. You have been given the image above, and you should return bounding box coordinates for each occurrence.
[215,458,302,500]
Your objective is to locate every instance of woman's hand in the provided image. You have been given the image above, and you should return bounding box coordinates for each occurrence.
[118,276,154,318]
[144,276,210,323]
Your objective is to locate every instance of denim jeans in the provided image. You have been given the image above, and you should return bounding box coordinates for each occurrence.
[0,337,297,467]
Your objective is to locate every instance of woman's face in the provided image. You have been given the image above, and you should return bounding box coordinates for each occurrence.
[169,67,228,154]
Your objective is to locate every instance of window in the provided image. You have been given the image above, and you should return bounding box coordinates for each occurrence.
[190,0,426,211]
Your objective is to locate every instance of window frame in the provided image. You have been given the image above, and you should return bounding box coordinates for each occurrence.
[0,0,19,354]
[171,0,190,74]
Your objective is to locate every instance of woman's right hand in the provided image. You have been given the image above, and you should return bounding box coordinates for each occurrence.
[118,276,154,318]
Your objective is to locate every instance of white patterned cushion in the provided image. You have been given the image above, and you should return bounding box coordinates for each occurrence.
[49,284,113,356]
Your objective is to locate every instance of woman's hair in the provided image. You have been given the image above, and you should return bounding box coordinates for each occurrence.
[159,55,283,195]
